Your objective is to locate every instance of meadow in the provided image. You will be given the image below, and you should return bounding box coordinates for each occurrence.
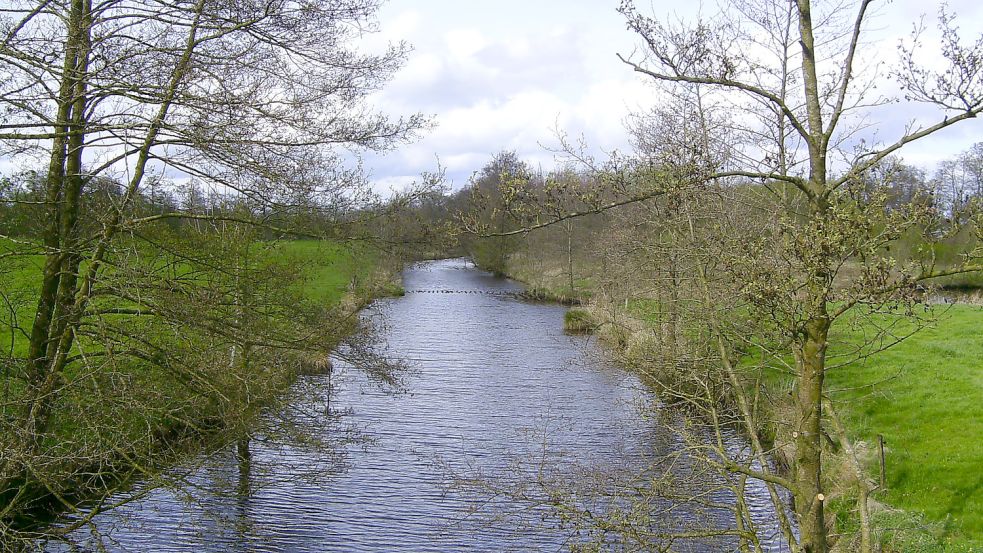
[826,305,983,550]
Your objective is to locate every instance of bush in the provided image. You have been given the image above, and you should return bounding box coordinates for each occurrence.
[563,308,597,333]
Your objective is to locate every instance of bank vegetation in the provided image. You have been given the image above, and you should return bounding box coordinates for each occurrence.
[447,0,983,550]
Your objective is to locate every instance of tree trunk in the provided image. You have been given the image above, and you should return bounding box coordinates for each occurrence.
[794,316,829,553]
[23,0,92,441]
[794,2,831,547]
[566,220,574,294]
[26,0,89,385]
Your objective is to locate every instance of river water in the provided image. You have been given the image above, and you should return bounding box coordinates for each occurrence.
[54,258,789,552]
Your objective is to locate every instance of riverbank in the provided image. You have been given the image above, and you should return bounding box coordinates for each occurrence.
[493,255,982,552]
[0,238,402,543]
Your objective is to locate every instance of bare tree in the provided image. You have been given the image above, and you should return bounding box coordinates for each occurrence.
[610,2,983,551]
[960,142,983,199]
[460,1,983,551]
[0,0,426,544]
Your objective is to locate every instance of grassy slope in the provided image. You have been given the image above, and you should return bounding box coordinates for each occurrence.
[275,239,384,304]
[0,237,45,357]
[628,298,983,549]
[828,305,983,549]
[1,237,388,453]
[0,238,382,355]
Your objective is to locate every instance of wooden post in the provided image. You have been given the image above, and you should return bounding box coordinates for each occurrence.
[878,434,886,489]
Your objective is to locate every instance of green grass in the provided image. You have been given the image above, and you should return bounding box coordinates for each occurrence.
[0,238,383,356]
[273,239,383,305]
[626,298,665,324]
[563,308,597,333]
[612,293,983,549]
[1,236,388,457]
[0,237,44,357]
[827,305,983,550]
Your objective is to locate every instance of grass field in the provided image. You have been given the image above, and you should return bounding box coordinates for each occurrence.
[0,237,45,357]
[274,239,392,304]
[828,305,983,550]
[0,237,386,356]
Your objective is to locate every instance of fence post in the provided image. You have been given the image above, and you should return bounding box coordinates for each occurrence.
[878,434,886,489]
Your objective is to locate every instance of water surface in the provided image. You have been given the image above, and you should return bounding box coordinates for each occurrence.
[57,259,786,552]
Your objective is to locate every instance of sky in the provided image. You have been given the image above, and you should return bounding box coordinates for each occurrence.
[359,0,983,193]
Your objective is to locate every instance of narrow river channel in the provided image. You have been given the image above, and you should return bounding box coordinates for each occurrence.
[54,258,788,552]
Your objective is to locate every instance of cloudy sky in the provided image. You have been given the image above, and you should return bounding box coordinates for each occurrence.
[360,0,983,192]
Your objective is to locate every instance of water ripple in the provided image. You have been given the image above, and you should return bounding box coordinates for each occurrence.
[53,258,790,552]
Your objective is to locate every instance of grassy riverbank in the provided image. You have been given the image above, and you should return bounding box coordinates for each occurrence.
[272,239,404,305]
[0,238,396,351]
[0,237,399,537]
[494,254,982,551]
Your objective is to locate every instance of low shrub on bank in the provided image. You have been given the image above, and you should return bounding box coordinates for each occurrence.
[563,308,597,333]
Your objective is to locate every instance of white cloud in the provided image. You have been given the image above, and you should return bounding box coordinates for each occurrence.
[444,29,489,62]
[362,0,643,186]
[362,0,983,188]
[392,54,444,89]
[385,9,422,39]
[369,175,419,196]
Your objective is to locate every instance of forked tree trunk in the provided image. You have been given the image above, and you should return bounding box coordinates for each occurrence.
[26,0,88,385]
[23,0,92,441]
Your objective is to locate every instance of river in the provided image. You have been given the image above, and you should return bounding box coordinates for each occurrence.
[52,258,788,552]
